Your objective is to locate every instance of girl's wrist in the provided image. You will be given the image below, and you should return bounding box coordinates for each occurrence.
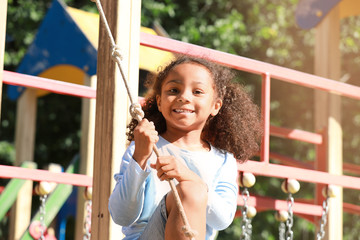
[132,152,150,169]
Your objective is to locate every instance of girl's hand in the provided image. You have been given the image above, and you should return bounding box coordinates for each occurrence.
[150,156,202,183]
[132,119,159,169]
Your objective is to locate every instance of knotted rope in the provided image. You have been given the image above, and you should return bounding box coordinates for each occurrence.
[91,0,196,239]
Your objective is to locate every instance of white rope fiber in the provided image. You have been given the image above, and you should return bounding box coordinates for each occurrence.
[91,0,196,239]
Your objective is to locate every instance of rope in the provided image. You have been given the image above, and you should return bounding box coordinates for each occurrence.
[91,0,196,239]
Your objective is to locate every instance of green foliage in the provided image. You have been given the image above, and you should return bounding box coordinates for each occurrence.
[0,141,14,165]
[5,0,50,70]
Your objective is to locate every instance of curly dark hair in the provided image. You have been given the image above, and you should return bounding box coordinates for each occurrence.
[127,56,262,162]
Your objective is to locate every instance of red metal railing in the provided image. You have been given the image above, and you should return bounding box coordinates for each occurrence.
[1,32,360,217]
[0,164,92,187]
[139,32,360,217]
[2,70,96,99]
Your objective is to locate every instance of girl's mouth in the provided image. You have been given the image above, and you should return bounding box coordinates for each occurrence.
[173,109,194,113]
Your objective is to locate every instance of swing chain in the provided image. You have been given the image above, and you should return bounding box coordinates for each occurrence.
[83,200,92,240]
[285,194,294,240]
[240,188,252,240]
[39,194,47,240]
[279,222,286,240]
[316,197,330,240]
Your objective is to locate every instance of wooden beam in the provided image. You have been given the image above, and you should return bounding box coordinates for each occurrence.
[0,0,7,115]
[314,5,343,240]
[9,89,37,240]
[91,0,141,239]
[75,75,96,240]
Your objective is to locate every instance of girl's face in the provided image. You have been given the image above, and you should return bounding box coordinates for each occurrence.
[156,63,222,133]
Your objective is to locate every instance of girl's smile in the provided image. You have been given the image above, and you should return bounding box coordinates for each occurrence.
[156,63,222,134]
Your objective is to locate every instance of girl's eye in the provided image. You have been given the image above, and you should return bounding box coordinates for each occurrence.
[194,89,204,95]
[168,88,178,94]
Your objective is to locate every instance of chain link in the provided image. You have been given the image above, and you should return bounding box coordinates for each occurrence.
[83,200,92,240]
[279,222,286,240]
[316,197,329,240]
[240,188,252,240]
[39,195,47,240]
[285,194,294,240]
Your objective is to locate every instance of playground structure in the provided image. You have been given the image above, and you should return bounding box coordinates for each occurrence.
[1,0,360,240]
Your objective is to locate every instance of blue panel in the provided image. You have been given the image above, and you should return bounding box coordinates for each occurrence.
[8,0,97,100]
[296,0,342,29]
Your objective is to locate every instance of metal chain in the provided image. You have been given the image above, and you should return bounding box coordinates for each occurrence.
[240,188,252,240]
[83,200,92,240]
[39,195,47,240]
[316,197,330,240]
[279,222,286,240]
[285,194,294,240]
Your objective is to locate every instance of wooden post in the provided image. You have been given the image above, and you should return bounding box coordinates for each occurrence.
[91,0,141,239]
[75,75,96,240]
[0,1,8,114]
[9,89,37,240]
[314,5,343,240]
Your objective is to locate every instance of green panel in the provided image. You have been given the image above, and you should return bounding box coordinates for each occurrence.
[0,162,37,221]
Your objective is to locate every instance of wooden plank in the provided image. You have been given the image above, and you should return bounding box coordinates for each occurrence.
[91,0,141,239]
[75,75,97,240]
[0,0,7,115]
[9,89,37,240]
[314,5,343,240]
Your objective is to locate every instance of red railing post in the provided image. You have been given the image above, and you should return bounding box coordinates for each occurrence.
[261,72,271,163]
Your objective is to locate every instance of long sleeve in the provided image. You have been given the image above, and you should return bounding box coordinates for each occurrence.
[108,143,151,226]
[206,152,238,230]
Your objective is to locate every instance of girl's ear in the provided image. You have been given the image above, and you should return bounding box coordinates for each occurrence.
[211,98,223,116]
[156,95,162,112]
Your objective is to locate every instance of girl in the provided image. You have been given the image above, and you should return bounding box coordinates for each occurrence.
[109,56,262,240]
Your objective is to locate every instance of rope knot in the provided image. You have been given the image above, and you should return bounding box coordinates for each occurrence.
[130,103,144,122]
[111,45,123,62]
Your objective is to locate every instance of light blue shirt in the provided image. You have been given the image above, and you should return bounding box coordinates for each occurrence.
[109,136,238,240]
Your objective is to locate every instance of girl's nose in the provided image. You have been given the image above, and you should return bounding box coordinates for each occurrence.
[177,90,191,103]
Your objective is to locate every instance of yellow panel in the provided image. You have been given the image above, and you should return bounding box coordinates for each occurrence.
[139,45,174,72]
[66,6,174,73]
[37,65,85,97]
[67,7,100,49]
[340,0,360,18]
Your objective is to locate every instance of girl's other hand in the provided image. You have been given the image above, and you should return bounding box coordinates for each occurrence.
[132,119,159,169]
[150,156,201,184]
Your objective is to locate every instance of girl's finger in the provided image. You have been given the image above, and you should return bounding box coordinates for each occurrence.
[157,156,171,166]
[160,165,172,173]
[157,169,165,179]
[159,172,168,181]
